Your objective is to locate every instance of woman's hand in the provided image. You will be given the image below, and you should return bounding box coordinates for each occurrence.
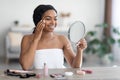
[34,19,45,41]
[76,38,87,51]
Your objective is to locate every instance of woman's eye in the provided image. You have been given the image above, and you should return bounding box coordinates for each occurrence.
[46,18,51,20]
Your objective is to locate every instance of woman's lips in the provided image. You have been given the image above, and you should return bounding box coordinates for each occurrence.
[49,26,55,29]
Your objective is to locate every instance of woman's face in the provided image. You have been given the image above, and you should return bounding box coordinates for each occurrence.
[42,10,57,32]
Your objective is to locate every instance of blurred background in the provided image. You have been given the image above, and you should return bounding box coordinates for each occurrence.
[0,0,120,69]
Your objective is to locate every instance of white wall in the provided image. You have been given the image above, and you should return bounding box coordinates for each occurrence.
[0,0,105,57]
[112,0,120,62]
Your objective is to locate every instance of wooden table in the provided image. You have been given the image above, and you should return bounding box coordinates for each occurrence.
[0,67,120,80]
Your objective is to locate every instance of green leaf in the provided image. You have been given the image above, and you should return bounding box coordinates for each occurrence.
[87,31,96,36]
[107,37,115,45]
[95,23,108,28]
[117,39,120,46]
[90,39,100,44]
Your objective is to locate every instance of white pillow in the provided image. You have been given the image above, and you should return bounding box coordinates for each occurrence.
[8,32,23,47]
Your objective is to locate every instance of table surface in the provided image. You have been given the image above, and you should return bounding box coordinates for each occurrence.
[1,67,120,80]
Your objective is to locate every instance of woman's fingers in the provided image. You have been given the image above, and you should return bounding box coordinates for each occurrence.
[37,20,45,29]
[33,18,46,40]
[35,19,45,33]
[36,16,46,31]
[77,39,87,49]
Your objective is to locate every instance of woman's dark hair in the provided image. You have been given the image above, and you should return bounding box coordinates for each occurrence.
[33,4,57,33]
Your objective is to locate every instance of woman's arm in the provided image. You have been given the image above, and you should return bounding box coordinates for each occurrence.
[19,35,39,70]
[19,20,45,70]
[62,36,87,68]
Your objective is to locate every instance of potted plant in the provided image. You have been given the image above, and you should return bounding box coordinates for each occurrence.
[85,23,120,64]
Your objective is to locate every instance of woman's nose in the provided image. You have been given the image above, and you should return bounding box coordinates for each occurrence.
[50,20,56,25]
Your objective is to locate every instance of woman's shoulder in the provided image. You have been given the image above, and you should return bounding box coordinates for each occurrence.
[56,34,67,40]
[22,34,33,42]
[55,34,69,44]
[55,34,71,49]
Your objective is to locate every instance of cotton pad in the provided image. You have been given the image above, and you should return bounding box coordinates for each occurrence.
[64,72,73,76]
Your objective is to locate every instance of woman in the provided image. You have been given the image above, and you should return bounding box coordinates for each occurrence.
[19,4,87,70]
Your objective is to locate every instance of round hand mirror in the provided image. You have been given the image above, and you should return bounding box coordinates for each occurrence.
[68,21,86,46]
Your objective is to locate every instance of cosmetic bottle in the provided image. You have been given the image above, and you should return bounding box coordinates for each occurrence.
[43,62,48,76]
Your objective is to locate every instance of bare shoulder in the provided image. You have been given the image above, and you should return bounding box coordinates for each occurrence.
[22,34,32,40]
[57,34,69,44]
[57,34,67,40]
[21,34,33,44]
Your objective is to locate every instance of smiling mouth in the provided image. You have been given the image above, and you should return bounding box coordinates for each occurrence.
[49,26,55,29]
